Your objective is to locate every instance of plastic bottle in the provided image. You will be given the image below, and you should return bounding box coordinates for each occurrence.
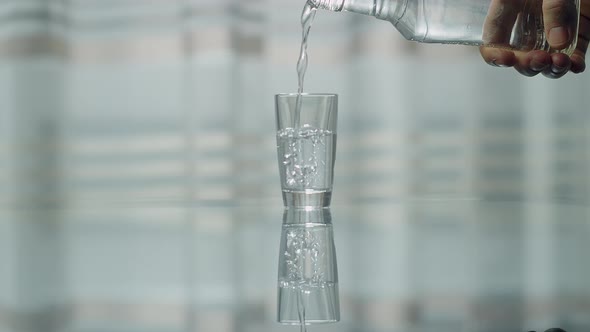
[309,0,580,54]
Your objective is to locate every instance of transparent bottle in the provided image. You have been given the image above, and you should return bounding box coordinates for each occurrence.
[309,0,580,54]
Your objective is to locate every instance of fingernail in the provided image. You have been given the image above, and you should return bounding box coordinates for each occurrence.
[489,59,510,68]
[549,26,570,47]
[530,60,547,72]
[551,64,567,74]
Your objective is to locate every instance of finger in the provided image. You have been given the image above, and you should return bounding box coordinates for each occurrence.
[514,50,552,76]
[543,52,572,78]
[571,13,590,73]
[570,40,588,73]
[483,0,523,45]
[480,46,518,67]
[543,0,579,49]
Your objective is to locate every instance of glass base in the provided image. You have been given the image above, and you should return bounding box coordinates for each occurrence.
[282,190,332,208]
[277,280,339,325]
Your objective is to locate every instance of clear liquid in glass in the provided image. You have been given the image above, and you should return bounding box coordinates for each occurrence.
[277,127,336,205]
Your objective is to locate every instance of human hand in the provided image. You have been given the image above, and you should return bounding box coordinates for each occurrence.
[480,0,589,78]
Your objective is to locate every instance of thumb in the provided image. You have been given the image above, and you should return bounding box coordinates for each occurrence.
[543,0,578,49]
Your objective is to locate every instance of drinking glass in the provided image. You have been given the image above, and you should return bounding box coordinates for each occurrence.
[275,93,338,208]
[277,208,340,324]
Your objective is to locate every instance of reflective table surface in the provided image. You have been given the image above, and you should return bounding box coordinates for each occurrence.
[1,199,588,332]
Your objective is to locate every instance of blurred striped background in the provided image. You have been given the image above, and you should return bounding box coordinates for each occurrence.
[1,0,590,331]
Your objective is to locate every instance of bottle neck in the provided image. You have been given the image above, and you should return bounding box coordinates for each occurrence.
[342,0,377,16]
[311,0,405,23]
[310,0,346,11]
[374,0,406,22]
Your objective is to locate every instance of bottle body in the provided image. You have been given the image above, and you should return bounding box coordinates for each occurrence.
[310,0,580,54]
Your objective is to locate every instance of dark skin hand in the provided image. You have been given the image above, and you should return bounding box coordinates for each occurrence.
[480,0,589,78]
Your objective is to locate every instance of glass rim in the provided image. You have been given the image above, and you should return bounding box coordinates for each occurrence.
[275,93,338,98]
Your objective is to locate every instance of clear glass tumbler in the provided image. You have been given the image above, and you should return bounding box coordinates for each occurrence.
[277,208,340,324]
[275,94,338,208]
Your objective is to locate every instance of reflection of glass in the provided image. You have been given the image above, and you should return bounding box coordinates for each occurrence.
[277,208,339,325]
[275,94,337,208]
